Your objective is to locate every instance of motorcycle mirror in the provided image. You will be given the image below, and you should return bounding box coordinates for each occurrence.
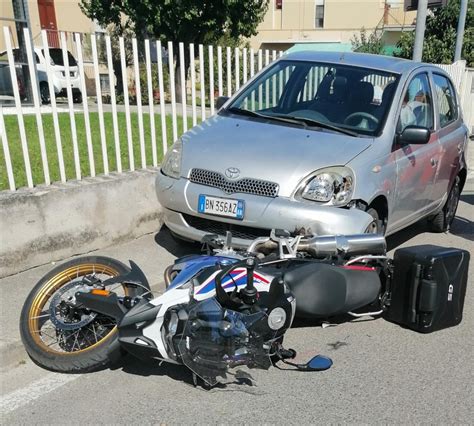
[299,355,333,371]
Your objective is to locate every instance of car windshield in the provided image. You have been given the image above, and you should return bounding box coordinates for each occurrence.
[46,48,77,66]
[226,59,400,137]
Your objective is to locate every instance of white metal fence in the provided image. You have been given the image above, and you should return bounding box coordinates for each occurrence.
[0,27,284,191]
[0,26,472,192]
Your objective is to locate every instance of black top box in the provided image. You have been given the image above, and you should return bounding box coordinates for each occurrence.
[387,245,470,333]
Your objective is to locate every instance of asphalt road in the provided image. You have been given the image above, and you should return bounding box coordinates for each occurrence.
[1,193,473,424]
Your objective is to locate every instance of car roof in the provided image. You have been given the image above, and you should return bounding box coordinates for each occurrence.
[282,51,427,75]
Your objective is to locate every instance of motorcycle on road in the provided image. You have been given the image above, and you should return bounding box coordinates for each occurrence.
[19,230,469,387]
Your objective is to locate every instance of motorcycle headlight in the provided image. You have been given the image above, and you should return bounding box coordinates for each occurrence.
[161,139,182,179]
[268,307,287,331]
[300,167,354,206]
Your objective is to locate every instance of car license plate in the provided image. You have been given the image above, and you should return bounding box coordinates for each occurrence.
[198,195,244,219]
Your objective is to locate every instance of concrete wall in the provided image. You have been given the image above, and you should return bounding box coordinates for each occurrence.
[0,169,163,278]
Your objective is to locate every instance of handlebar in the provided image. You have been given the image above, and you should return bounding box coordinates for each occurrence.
[214,258,258,306]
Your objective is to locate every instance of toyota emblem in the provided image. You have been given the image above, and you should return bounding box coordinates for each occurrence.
[225,167,240,179]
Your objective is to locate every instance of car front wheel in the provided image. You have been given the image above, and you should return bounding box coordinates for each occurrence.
[364,208,386,235]
[40,82,50,104]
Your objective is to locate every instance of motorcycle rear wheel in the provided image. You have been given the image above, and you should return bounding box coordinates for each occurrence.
[20,256,134,373]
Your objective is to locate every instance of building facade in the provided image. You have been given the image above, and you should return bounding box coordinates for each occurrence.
[250,0,417,52]
[0,0,97,50]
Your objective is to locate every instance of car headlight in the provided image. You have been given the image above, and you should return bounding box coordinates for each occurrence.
[299,167,354,206]
[161,139,182,179]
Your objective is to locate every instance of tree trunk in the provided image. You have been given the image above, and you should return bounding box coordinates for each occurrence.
[113,60,124,95]
[174,50,191,104]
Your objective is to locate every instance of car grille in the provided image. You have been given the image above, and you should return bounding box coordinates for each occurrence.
[183,214,271,241]
[189,168,279,198]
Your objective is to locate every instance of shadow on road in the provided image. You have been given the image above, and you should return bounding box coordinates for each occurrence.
[117,354,263,392]
[114,353,194,385]
[386,211,473,250]
[154,226,201,258]
[460,193,473,206]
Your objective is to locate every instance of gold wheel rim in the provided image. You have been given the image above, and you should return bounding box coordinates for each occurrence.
[28,263,126,355]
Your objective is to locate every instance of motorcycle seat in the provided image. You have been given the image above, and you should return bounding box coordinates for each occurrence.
[284,262,381,318]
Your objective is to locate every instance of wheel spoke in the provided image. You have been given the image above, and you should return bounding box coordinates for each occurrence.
[28,262,121,354]
[30,313,50,320]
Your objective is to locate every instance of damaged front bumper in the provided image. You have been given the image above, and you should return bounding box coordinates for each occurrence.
[156,173,374,246]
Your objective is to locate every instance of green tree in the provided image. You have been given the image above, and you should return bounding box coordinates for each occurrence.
[80,0,269,99]
[351,27,385,55]
[395,0,473,66]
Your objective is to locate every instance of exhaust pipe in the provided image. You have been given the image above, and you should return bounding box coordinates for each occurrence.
[299,234,386,257]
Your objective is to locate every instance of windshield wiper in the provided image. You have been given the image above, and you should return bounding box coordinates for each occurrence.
[226,107,358,137]
[275,114,359,137]
[226,107,308,126]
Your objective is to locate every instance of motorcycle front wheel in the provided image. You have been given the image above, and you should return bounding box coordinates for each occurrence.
[20,256,135,373]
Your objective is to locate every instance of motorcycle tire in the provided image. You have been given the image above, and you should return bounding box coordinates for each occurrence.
[20,256,138,373]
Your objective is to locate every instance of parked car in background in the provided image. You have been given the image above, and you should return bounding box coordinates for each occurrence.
[156,51,469,247]
[0,47,82,104]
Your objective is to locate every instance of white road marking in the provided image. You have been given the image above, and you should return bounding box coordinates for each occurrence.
[0,373,79,416]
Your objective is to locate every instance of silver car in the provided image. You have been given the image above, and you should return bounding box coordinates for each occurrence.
[156,51,469,247]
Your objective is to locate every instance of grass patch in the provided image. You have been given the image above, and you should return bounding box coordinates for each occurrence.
[0,112,194,190]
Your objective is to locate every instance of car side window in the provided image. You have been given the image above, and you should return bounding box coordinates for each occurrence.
[398,73,433,133]
[433,73,458,127]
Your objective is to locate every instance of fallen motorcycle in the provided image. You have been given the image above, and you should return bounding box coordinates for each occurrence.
[19,230,469,386]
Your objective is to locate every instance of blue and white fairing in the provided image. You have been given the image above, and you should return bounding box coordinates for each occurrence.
[167,255,276,301]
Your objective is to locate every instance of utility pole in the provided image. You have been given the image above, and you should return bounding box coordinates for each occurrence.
[412,0,428,62]
[454,0,468,62]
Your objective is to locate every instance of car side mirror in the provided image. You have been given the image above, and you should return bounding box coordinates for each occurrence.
[216,96,229,110]
[398,125,430,145]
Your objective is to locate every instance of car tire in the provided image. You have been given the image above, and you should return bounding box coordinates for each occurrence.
[73,92,83,104]
[429,175,461,233]
[364,208,386,235]
[40,82,50,104]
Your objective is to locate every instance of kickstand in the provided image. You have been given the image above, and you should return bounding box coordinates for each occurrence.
[192,372,198,387]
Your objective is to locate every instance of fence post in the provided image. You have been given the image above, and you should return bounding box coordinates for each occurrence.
[60,31,81,180]
[217,46,223,97]
[189,43,197,127]
[243,47,248,84]
[168,41,178,142]
[41,30,66,182]
[132,37,146,169]
[145,39,157,167]
[179,42,188,133]
[105,35,122,173]
[119,36,135,171]
[209,45,215,115]
[75,33,96,177]
[0,109,15,190]
[234,47,240,91]
[23,27,50,185]
[156,40,168,155]
[91,33,110,174]
[3,26,33,188]
[199,44,206,121]
[227,46,232,97]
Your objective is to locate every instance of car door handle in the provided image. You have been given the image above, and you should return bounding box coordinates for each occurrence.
[430,158,438,167]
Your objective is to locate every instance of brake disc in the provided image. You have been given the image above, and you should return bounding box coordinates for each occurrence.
[49,279,98,331]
